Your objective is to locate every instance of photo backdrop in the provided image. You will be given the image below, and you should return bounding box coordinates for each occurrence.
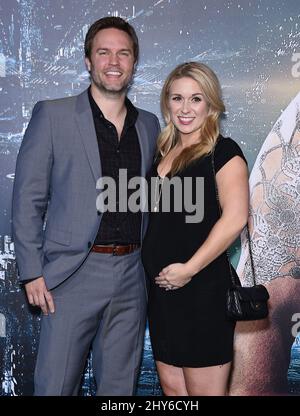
[0,0,299,395]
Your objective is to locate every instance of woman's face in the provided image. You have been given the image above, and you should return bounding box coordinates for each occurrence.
[168,76,209,143]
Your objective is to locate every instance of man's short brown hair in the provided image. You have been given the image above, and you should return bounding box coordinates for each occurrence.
[84,16,139,63]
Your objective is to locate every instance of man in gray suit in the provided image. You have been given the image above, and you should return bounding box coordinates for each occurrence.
[12,16,160,396]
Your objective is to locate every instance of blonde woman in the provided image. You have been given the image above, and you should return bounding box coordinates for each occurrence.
[142,62,249,396]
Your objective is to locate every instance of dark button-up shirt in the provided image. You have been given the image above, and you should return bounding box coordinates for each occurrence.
[88,88,142,245]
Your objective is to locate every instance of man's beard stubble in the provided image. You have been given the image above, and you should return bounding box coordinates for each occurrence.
[89,68,133,97]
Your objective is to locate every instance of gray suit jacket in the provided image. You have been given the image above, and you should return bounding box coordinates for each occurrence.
[12,89,160,290]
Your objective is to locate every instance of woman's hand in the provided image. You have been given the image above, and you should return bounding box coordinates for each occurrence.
[155,263,194,291]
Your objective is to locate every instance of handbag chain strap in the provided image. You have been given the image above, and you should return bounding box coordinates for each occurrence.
[211,146,257,286]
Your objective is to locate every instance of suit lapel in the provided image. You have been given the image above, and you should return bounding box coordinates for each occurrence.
[135,115,150,178]
[136,115,152,216]
[75,89,102,183]
[75,91,152,185]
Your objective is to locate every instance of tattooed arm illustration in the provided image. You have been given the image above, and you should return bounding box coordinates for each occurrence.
[229,92,300,396]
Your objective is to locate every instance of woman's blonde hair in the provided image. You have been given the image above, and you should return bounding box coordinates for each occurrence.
[157,62,225,176]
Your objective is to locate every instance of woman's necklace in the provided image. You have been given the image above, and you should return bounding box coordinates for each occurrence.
[153,175,165,212]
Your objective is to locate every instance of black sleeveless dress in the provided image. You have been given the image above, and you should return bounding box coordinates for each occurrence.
[142,136,247,367]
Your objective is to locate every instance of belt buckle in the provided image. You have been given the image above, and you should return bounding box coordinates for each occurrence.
[113,245,118,256]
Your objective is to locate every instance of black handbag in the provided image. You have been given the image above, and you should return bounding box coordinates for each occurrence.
[211,147,270,321]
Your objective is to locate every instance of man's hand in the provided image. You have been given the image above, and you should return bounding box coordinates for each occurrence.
[25,276,55,315]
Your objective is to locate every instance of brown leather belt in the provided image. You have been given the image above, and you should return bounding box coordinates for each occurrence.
[91,244,140,256]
